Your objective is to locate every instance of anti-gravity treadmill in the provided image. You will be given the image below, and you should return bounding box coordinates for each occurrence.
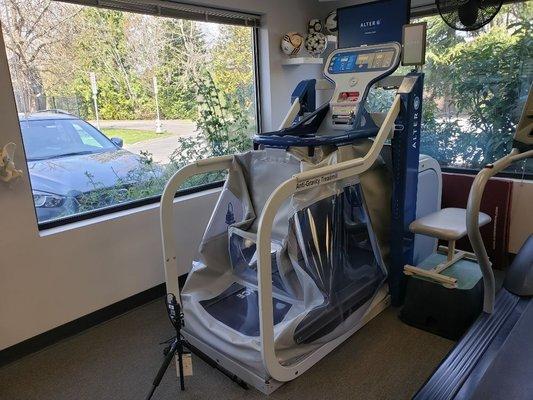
[159,39,435,393]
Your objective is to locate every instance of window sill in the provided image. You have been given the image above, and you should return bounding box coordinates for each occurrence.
[38,186,222,238]
[442,167,532,181]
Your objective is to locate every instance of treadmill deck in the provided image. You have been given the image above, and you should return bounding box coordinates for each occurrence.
[415,289,533,400]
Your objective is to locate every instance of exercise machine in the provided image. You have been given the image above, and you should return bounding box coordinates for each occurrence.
[415,84,533,399]
[157,1,439,394]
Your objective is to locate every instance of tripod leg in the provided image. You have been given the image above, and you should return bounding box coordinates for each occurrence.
[178,339,185,390]
[145,339,178,400]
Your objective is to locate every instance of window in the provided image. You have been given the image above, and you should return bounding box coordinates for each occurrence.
[1,0,259,226]
[417,2,532,176]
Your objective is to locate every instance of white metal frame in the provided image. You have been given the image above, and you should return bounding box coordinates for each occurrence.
[466,148,533,313]
[159,94,401,384]
[160,156,233,296]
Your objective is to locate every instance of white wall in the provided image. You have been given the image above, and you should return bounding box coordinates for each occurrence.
[0,0,326,350]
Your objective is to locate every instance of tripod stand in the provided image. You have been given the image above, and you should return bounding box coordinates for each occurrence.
[145,294,186,400]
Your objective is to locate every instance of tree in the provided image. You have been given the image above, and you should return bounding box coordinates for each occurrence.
[170,73,250,164]
[70,8,150,119]
[156,18,207,119]
[0,0,78,112]
[210,25,255,128]
[420,3,533,168]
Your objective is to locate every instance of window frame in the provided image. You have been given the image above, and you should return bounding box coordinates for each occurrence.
[3,4,262,230]
[440,166,533,181]
[37,180,225,230]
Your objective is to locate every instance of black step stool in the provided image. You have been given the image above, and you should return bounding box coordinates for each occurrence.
[400,208,491,340]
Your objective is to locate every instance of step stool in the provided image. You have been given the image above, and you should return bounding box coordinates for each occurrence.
[400,207,491,339]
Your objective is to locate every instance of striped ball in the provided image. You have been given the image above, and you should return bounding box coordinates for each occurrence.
[281,32,304,56]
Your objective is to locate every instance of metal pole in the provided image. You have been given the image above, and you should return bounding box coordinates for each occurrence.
[153,76,163,133]
[90,72,100,129]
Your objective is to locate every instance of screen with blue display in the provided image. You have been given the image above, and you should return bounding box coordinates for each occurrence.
[328,49,396,74]
[337,0,410,48]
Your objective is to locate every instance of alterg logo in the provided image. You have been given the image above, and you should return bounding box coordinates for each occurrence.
[360,19,382,28]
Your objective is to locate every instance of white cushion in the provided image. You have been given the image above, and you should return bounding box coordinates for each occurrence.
[409,207,491,241]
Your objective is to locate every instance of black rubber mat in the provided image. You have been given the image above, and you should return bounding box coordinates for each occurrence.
[469,299,533,400]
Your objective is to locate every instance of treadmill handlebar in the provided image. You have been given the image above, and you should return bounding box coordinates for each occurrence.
[466,148,533,313]
[160,155,234,302]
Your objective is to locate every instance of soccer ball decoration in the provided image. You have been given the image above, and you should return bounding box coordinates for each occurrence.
[307,18,323,34]
[281,32,304,56]
[325,10,338,35]
[305,32,328,57]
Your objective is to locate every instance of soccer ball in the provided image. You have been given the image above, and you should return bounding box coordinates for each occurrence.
[308,18,323,34]
[305,32,328,57]
[281,32,304,56]
[325,10,338,34]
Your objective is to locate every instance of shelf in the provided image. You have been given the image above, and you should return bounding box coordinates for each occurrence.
[282,57,324,66]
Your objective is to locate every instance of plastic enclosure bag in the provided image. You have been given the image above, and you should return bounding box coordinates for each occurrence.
[289,185,386,344]
[180,148,389,378]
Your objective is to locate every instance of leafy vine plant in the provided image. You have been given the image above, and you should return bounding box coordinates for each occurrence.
[171,72,251,165]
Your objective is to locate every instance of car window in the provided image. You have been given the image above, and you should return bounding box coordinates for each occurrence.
[20,118,115,161]
[72,123,104,148]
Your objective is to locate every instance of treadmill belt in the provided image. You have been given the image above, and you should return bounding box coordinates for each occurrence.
[415,290,533,400]
[468,299,533,400]
[200,282,292,337]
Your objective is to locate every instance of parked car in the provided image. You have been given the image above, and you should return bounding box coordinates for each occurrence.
[19,111,157,223]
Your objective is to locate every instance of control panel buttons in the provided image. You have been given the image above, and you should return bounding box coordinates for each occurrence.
[337,91,360,103]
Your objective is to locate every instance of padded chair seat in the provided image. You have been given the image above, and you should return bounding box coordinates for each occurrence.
[410,207,491,241]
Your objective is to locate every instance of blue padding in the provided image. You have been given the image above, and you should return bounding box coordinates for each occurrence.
[291,79,316,115]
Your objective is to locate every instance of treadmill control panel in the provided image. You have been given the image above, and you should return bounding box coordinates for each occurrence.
[327,48,396,74]
[323,43,401,129]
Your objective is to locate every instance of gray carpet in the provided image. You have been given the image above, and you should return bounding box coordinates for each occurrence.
[0,300,453,400]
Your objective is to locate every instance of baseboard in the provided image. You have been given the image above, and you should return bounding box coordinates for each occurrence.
[0,283,166,368]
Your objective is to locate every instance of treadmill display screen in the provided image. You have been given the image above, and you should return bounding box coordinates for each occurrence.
[328,49,396,74]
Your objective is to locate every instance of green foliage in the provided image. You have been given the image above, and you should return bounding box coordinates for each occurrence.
[210,26,256,129]
[364,4,531,172]
[75,152,170,214]
[418,4,533,169]
[71,9,144,120]
[156,19,207,120]
[170,73,251,166]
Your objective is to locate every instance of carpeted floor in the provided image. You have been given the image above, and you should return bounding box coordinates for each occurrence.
[0,300,453,400]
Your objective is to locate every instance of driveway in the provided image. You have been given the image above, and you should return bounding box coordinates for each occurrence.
[126,135,188,164]
[93,119,198,164]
